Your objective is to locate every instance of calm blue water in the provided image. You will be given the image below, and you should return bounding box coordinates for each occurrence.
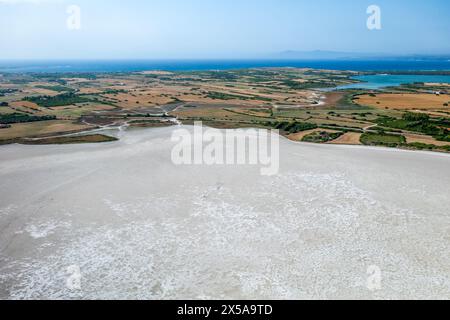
[336,74,450,90]
[0,59,450,73]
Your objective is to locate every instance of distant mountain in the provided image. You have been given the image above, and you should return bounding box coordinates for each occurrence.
[274,50,450,61]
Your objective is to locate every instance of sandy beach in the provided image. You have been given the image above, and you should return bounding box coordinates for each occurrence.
[0,126,449,300]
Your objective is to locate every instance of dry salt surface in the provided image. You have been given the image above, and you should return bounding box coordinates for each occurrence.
[0,126,449,300]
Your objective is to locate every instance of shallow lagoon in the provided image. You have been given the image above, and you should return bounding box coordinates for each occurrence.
[336,74,450,90]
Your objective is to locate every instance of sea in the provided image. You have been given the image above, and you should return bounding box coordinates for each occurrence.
[0,59,450,73]
[1,59,450,90]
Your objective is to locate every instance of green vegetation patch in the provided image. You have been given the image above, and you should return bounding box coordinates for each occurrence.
[337,92,371,110]
[0,89,18,96]
[206,91,272,102]
[272,121,318,134]
[399,142,449,152]
[360,132,406,147]
[31,73,97,81]
[406,142,438,151]
[302,131,344,143]
[0,113,56,124]
[35,85,75,93]
[282,80,338,90]
[24,93,92,108]
[376,112,450,142]
[102,89,127,94]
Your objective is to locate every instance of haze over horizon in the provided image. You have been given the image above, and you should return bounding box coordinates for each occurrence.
[1,0,450,60]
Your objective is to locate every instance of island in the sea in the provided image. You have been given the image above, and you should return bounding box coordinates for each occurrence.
[0,68,449,152]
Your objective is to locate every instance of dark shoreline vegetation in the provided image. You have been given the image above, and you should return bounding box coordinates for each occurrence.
[360,132,450,152]
[0,134,117,145]
[302,131,344,143]
[360,132,406,147]
[128,119,175,128]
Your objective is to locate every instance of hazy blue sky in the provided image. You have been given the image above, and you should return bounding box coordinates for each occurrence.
[1,0,449,59]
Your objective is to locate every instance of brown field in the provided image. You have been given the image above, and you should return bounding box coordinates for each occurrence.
[98,79,318,110]
[0,120,93,140]
[355,93,450,110]
[174,105,243,120]
[27,88,60,96]
[322,92,345,108]
[78,87,104,94]
[9,101,45,112]
[47,104,115,119]
[405,133,450,147]
[0,107,17,115]
[328,132,362,145]
[106,93,173,108]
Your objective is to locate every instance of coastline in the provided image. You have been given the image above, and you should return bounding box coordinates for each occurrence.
[1,123,450,155]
